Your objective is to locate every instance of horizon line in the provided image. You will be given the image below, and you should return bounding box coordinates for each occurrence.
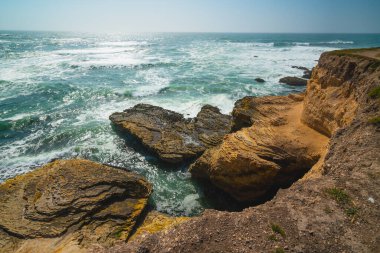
[1,29,380,35]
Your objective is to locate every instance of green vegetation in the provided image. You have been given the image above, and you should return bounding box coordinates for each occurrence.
[345,207,359,217]
[330,47,380,57]
[325,187,360,219]
[274,247,285,253]
[114,229,124,239]
[325,188,351,205]
[329,48,380,69]
[368,117,380,124]
[369,86,380,99]
[324,206,333,214]
[268,234,278,241]
[271,223,286,238]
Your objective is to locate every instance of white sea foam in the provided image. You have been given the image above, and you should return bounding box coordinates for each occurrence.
[1,32,362,214]
[1,112,41,121]
[55,47,135,55]
[294,42,310,46]
[98,41,148,47]
[326,40,354,44]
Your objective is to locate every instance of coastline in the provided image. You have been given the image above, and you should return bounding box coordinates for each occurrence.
[0,48,379,252]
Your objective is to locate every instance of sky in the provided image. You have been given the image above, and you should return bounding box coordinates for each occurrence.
[0,0,379,33]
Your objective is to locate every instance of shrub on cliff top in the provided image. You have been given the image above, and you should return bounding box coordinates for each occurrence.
[271,223,286,238]
[369,86,380,99]
[368,116,380,124]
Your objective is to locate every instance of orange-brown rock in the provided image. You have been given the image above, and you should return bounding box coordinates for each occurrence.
[302,49,380,136]
[190,95,329,201]
[103,48,380,253]
[0,159,152,252]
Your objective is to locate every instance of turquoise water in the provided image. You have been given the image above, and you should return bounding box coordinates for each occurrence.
[1,32,380,216]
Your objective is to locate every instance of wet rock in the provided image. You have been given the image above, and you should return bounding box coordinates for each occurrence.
[255,78,266,83]
[279,76,308,86]
[302,69,312,79]
[110,104,231,163]
[0,159,152,251]
[292,66,312,79]
[292,66,309,71]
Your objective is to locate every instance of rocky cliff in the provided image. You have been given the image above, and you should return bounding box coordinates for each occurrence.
[110,48,380,252]
[0,159,152,253]
[1,48,379,253]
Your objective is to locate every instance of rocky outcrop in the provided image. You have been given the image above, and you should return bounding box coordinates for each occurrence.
[0,159,152,252]
[279,76,308,86]
[292,66,312,79]
[190,95,328,201]
[255,78,266,83]
[109,104,231,163]
[104,49,380,253]
[128,211,189,242]
[302,51,380,137]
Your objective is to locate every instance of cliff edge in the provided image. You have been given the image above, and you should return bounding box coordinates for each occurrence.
[113,48,380,252]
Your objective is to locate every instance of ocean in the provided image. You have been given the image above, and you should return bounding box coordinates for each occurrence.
[1,32,379,216]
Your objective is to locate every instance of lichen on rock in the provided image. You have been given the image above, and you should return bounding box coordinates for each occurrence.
[0,159,152,252]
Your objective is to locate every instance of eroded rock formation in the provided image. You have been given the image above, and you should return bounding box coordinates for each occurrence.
[109,104,231,163]
[109,48,380,253]
[190,95,328,201]
[0,159,152,252]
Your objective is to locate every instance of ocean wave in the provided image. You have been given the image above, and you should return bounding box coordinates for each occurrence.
[272,40,355,47]
[71,61,176,70]
[98,41,149,47]
[55,47,135,55]
[250,42,274,47]
[294,42,310,46]
[325,40,354,44]
[50,38,84,43]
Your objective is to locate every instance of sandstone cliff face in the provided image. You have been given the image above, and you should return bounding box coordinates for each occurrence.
[302,51,380,136]
[0,160,152,253]
[190,95,328,201]
[114,49,380,252]
[110,104,231,163]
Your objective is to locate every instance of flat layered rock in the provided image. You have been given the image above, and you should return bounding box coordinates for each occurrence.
[110,104,231,163]
[279,76,308,86]
[0,159,152,251]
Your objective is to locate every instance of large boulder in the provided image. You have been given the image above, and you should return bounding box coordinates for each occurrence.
[190,95,328,202]
[279,76,308,86]
[0,159,152,252]
[110,104,231,163]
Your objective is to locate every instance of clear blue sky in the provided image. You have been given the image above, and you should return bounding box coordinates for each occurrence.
[0,0,379,33]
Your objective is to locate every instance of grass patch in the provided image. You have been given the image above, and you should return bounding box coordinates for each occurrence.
[369,86,380,99]
[325,188,351,205]
[324,206,333,214]
[325,187,360,219]
[114,230,123,239]
[328,48,380,69]
[345,207,359,217]
[274,247,285,253]
[268,234,278,241]
[368,117,380,124]
[329,47,380,57]
[271,223,286,238]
